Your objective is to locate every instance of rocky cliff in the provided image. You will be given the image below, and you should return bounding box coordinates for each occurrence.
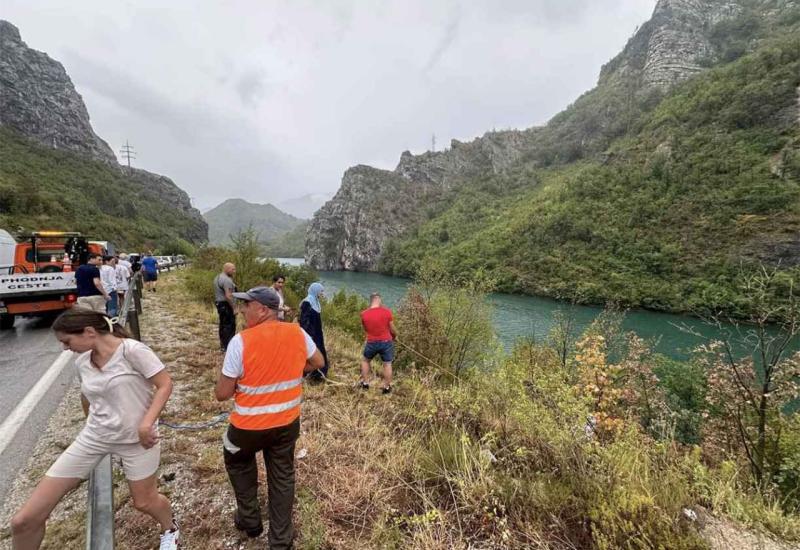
[306,128,540,270]
[0,20,207,245]
[0,20,115,163]
[310,0,793,270]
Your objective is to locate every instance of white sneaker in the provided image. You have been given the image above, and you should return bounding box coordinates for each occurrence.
[159,521,180,549]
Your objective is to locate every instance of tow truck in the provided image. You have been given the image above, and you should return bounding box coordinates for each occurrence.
[0,231,108,330]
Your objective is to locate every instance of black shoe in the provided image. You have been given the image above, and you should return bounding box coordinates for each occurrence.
[382,386,392,395]
[233,512,263,538]
[360,381,369,390]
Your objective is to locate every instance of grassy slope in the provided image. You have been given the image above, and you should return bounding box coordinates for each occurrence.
[0,127,204,249]
[381,31,800,315]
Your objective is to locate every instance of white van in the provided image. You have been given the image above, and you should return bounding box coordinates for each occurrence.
[0,229,16,273]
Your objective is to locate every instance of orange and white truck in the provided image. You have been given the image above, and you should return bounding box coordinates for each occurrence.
[0,231,109,330]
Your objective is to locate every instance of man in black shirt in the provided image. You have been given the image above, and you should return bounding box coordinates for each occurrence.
[75,254,109,313]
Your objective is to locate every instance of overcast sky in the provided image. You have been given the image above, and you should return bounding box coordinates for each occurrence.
[5,1,657,210]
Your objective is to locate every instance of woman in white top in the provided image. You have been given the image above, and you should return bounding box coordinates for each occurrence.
[11,309,179,550]
[115,255,132,304]
[99,256,118,317]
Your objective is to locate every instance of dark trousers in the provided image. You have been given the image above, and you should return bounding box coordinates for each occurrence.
[223,419,300,549]
[216,301,236,351]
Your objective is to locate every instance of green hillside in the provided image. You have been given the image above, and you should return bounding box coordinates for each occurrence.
[381,29,800,316]
[261,220,308,258]
[0,127,207,249]
[203,198,303,246]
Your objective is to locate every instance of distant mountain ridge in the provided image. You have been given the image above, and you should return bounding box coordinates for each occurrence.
[203,198,303,246]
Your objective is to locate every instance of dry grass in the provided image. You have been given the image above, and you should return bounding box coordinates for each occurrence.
[107,273,440,549]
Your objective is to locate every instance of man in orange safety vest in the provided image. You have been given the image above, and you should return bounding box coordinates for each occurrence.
[215,286,324,548]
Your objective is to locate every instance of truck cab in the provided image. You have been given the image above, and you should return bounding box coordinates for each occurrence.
[0,231,108,330]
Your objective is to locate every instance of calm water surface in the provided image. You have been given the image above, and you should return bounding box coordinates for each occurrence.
[278,259,774,360]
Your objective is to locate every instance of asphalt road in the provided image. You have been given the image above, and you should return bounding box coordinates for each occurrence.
[0,316,76,506]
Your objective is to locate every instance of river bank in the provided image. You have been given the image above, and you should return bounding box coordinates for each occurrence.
[288,266,789,361]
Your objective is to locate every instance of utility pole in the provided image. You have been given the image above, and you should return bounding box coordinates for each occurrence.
[431,133,436,152]
[119,141,136,170]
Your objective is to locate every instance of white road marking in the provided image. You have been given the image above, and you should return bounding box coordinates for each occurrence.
[0,350,74,456]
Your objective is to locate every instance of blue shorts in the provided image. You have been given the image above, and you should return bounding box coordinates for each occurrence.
[143,271,158,282]
[363,340,394,363]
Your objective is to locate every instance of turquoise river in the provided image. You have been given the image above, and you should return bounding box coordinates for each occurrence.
[274,259,780,361]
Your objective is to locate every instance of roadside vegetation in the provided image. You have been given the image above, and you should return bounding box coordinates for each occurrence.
[122,237,799,548]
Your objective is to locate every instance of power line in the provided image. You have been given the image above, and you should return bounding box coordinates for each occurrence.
[119,140,136,170]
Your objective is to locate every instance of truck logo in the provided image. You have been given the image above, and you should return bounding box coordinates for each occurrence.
[0,273,77,292]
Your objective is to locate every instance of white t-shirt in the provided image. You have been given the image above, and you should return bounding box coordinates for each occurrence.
[274,287,286,321]
[222,327,317,379]
[115,263,131,291]
[99,264,117,293]
[77,339,165,444]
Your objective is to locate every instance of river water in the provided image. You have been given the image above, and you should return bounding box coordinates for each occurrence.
[275,259,765,360]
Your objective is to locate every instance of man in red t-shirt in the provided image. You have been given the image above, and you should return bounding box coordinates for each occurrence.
[360,293,397,394]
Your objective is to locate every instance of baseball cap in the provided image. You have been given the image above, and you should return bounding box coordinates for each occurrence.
[232,286,280,310]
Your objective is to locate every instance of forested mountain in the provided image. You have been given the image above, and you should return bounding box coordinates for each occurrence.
[203,198,303,247]
[307,0,800,315]
[0,20,207,248]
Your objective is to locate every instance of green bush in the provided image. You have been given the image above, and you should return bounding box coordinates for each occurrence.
[185,229,318,308]
[321,289,368,341]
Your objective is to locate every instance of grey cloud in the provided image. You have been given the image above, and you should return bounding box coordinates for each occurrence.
[60,49,301,202]
[235,70,267,108]
[424,7,462,73]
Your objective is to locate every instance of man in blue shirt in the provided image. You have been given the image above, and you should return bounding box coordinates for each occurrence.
[75,254,109,312]
[141,252,159,292]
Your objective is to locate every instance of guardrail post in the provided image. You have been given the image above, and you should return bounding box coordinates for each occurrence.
[127,305,141,341]
[133,276,142,315]
[86,455,114,550]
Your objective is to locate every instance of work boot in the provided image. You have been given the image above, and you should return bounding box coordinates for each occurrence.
[234,511,263,538]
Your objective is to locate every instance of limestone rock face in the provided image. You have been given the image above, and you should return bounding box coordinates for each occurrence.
[600,0,799,90]
[306,129,539,270]
[125,168,208,244]
[307,166,418,270]
[0,20,116,163]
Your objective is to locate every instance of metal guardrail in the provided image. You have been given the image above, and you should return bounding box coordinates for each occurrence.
[85,272,143,549]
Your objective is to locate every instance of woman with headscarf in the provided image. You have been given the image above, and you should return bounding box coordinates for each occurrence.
[299,282,328,380]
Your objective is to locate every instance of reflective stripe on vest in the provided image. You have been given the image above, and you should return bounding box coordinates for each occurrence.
[237,378,303,395]
[230,321,307,430]
[234,395,304,416]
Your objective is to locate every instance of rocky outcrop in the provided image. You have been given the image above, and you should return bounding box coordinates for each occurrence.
[126,168,208,243]
[0,20,115,163]
[306,0,800,271]
[307,166,420,270]
[600,0,799,90]
[306,129,539,269]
